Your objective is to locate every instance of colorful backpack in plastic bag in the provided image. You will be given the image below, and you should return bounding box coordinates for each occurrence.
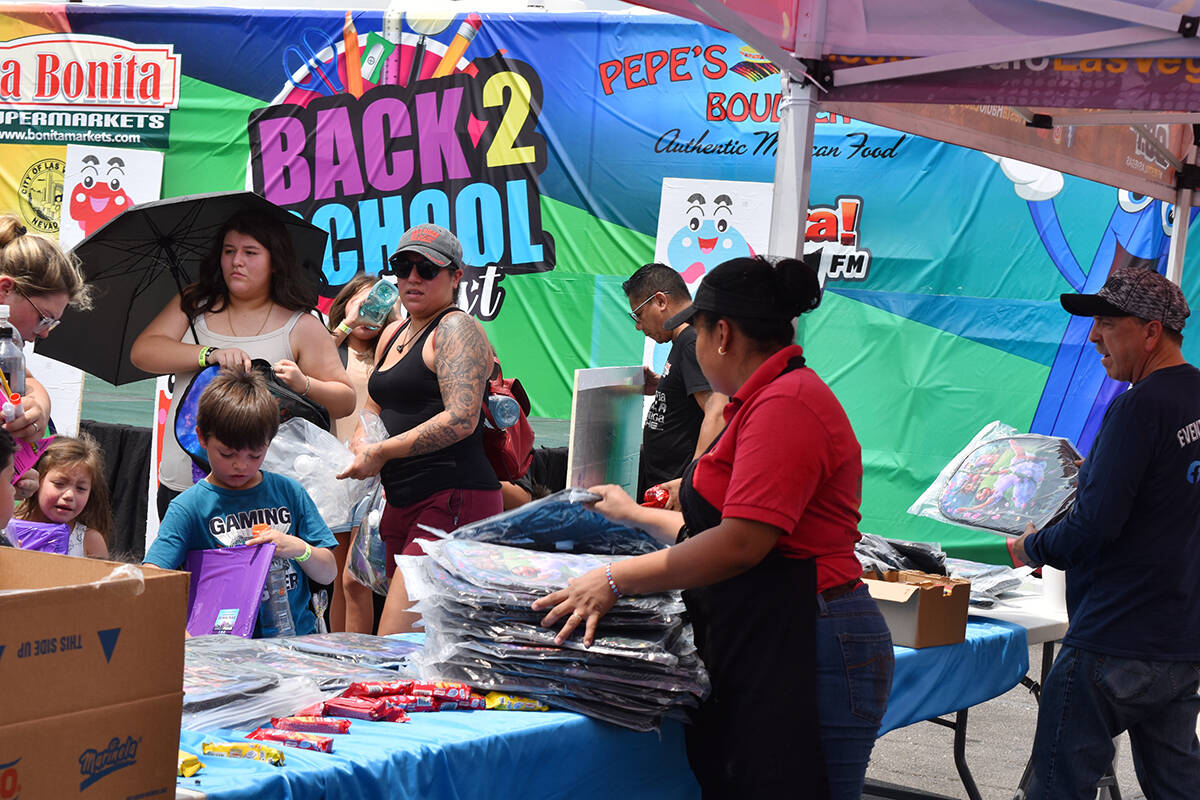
[936,435,1080,534]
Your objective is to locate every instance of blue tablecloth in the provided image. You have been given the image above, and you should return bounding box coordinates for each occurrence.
[880,617,1029,734]
[179,619,1028,798]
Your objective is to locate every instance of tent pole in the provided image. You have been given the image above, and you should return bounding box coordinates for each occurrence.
[1166,145,1196,286]
[768,76,818,262]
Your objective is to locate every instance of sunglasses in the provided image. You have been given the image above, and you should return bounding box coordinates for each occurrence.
[389,252,448,281]
[20,291,61,335]
[629,290,667,322]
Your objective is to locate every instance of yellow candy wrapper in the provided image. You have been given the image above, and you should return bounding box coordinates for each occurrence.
[201,740,285,766]
[483,691,549,711]
[177,749,205,778]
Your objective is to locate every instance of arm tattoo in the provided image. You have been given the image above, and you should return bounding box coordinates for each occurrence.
[407,312,489,457]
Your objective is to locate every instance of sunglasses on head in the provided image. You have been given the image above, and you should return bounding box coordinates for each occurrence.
[389,251,447,281]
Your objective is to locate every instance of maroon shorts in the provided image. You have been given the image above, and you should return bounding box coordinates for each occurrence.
[379,487,503,577]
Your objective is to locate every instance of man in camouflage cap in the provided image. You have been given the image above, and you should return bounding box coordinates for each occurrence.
[1013,265,1200,798]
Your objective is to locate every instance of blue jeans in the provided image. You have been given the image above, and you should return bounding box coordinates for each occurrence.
[1028,645,1200,800]
[816,583,895,800]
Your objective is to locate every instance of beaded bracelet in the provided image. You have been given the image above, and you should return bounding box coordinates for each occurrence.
[605,563,622,598]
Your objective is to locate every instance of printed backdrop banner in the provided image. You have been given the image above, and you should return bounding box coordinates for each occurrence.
[4,6,1200,562]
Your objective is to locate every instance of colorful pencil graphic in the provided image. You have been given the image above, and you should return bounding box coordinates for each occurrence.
[431,14,482,79]
[343,12,364,97]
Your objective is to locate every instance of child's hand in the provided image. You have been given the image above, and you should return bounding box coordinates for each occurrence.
[13,467,37,501]
[247,527,309,559]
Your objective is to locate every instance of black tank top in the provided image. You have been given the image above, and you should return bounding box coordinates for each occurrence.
[368,307,498,506]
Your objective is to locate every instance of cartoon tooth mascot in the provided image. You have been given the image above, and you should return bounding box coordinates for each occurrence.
[69,154,132,236]
[666,192,753,284]
[993,155,1199,454]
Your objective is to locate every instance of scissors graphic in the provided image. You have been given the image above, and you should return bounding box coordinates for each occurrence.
[282,28,345,96]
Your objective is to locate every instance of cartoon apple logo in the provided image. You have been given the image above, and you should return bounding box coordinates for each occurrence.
[69,154,132,236]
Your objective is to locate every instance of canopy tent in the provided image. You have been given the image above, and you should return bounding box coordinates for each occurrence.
[622,0,1200,283]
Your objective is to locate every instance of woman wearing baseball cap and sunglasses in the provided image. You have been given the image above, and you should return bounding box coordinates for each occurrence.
[337,223,502,635]
[534,255,894,799]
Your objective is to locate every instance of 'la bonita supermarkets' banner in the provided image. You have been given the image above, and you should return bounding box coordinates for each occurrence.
[5,6,1200,563]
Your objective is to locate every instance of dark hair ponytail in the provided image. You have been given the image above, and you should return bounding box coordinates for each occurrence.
[692,255,821,349]
[774,256,822,317]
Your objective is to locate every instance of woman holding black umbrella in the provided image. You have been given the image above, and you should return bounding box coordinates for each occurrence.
[132,211,354,517]
[0,214,92,448]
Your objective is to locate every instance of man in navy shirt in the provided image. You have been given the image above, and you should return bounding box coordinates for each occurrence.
[1012,266,1200,799]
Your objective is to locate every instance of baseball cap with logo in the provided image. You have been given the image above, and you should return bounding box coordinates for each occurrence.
[1060,266,1190,332]
[389,223,463,270]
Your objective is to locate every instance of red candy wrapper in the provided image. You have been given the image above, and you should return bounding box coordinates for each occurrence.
[247,727,334,754]
[466,693,487,710]
[343,679,414,698]
[408,681,475,701]
[271,716,351,735]
[293,701,327,717]
[379,694,438,713]
[641,484,670,508]
[323,696,389,721]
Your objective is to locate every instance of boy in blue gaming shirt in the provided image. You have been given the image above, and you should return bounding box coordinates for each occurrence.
[144,369,337,636]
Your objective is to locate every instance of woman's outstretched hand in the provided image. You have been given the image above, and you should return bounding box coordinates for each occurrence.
[531,566,619,647]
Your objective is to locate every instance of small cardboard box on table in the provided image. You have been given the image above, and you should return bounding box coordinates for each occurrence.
[0,548,188,798]
[863,569,970,648]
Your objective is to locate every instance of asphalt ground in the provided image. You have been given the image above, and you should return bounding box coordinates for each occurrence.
[863,643,1145,800]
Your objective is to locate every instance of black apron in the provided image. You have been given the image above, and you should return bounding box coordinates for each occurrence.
[677,357,829,799]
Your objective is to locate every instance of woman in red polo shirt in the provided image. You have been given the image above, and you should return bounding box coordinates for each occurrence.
[533,256,893,799]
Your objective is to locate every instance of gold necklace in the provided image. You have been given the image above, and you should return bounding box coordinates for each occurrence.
[229,302,273,338]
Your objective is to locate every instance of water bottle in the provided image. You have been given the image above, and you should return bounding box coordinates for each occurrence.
[356,279,399,327]
[256,523,296,637]
[0,306,25,397]
[486,394,521,429]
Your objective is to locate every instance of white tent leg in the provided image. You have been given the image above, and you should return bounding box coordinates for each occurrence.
[768,76,818,262]
[1167,146,1196,286]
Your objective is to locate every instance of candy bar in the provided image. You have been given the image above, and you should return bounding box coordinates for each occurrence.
[378,694,438,713]
[271,716,351,734]
[177,750,204,778]
[483,691,550,711]
[323,695,389,721]
[248,727,334,754]
[342,679,414,698]
[408,680,474,701]
[202,741,285,766]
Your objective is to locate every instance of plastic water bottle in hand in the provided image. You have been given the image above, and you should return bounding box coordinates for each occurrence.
[256,523,296,637]
[0,305,25,397]
[357,279,399,327]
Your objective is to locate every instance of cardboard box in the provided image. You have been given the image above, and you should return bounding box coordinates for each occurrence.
[863,569,970,648]
[0,549,188,798]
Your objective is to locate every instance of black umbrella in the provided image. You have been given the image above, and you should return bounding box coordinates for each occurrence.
[38,190,329,385]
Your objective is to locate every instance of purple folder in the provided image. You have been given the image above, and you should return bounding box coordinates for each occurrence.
[5,519,71,554]
[184,543,275,638]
